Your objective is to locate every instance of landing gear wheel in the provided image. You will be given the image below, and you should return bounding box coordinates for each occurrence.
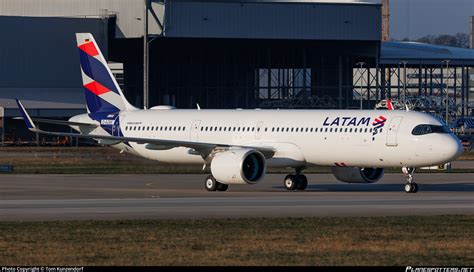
[404,182,418,193]
[295,175,308,190]
[402,167,418,193]
[205,175,217,191]
[216,183,229,192]
[284,174,297,190]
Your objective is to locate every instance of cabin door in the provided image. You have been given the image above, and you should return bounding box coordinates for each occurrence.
[386,116,403,147]
[255,121,264,140]
[190,120,201,141]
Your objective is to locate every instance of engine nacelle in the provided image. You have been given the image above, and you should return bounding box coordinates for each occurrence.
[211,149,266,185]
[332,167,384,183]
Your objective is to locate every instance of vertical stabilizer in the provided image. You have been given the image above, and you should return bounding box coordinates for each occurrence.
[76,33,136,113]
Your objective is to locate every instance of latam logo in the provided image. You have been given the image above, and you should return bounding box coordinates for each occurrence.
[323,117,371,127]
[371,115,387,141]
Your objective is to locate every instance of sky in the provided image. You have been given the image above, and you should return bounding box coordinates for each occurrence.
[390,0,474,40]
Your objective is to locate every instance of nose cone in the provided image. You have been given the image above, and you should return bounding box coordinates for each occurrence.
[443,136,464,162]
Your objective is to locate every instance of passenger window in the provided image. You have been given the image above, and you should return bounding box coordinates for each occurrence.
[365,128,368,133]
[310,128,313,132]
[325,128,328,132]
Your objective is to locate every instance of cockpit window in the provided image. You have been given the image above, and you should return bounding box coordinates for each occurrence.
[411,124,451,135]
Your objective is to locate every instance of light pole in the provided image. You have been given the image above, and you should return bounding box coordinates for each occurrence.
[442,60,450,125]
[143,0,149,109]
[400,61,408,107]
[356,62,365,110]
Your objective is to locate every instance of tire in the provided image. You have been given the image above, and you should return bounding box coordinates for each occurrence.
[412,183,419,193]
[205,175,217,191]
[296,175,308,190]
[216,183,229,192]
[404,183,413,193]
[284,174,297,190]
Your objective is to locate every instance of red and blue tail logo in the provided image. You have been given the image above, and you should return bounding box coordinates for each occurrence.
[76,33,134,114]
[371,115,387,141]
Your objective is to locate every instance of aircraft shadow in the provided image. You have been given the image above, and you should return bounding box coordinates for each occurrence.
[273,183,474,192]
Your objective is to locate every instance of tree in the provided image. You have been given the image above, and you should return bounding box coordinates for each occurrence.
[412,33,470,48]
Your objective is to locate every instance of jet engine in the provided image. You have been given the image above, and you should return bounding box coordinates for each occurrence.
[332,167,384,183]
[211,149,266,185]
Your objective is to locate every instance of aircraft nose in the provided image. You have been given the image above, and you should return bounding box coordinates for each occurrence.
[445,136,464,161]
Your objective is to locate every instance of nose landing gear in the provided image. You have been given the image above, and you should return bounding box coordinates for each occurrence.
[402,167,418,193]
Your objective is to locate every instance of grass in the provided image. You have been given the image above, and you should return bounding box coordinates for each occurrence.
[0,216,473,266]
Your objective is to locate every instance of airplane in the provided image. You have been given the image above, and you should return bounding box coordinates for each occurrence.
[16,33,463,193]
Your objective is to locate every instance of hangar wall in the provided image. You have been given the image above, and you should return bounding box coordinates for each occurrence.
[0,15,112,117]
[164,1,380,40]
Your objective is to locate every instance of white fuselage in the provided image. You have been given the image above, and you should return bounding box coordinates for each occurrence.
[71,109,463,168]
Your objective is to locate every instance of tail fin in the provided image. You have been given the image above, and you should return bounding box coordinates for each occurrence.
[76,33,136,114]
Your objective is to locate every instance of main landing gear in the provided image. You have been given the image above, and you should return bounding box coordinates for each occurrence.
[205,175,229,192]
[284,173,308,191]
[402,167,418,193]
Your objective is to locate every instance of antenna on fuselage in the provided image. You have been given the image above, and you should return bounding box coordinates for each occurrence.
[196,103,201,110]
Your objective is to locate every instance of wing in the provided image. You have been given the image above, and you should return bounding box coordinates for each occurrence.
[15,99,276,159]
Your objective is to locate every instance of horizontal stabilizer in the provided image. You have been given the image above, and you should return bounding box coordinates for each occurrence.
[13,117,98,128]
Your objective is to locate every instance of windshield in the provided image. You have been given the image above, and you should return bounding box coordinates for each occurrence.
[411,124,451,136]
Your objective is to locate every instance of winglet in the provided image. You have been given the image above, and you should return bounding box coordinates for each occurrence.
[15,99,37,131]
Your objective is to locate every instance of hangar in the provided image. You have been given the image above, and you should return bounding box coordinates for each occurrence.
[0,0,380,112]
[0,0,473,144]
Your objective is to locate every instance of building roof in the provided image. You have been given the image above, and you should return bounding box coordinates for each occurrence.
[380,42,474,66]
